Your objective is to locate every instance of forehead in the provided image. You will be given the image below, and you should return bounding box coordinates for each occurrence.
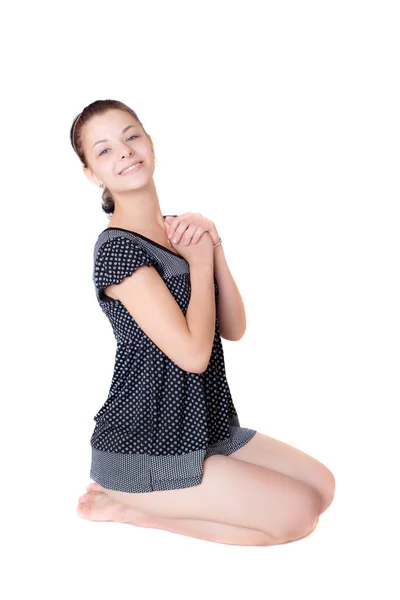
[83,110,141,145]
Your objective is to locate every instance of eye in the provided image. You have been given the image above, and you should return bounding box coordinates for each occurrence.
[98,135,139,156]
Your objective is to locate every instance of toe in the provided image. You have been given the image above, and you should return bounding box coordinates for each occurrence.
[78,492,93,504]
[86,482,105,493]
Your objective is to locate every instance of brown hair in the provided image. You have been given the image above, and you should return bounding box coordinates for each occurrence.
[70,99,148,215]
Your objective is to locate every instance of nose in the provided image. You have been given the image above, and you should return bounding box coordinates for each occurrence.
[121,148,133,159]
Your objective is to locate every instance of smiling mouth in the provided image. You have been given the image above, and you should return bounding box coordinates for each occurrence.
[120,161,144,175]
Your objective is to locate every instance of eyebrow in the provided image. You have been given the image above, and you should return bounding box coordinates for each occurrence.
[92,124,139,148]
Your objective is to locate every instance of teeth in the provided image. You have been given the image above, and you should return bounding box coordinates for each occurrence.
[121,162,142,174]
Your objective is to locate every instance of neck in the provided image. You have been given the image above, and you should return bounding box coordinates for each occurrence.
[109,178,165,233]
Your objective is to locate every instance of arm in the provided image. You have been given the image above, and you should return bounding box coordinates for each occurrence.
[213,243,247,341]
[185,263,216,370]
[106,263,215,374]
[163,212,246,341]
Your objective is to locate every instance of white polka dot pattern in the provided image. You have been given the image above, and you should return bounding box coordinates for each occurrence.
[90,216,257,492]
[91,419,257,493]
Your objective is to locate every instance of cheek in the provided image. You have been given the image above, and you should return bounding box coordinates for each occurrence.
[101,159,117,179]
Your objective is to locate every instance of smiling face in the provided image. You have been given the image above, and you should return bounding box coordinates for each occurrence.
[81,109,155,193]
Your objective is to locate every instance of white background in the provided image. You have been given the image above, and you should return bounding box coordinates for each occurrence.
[2,0,399,598]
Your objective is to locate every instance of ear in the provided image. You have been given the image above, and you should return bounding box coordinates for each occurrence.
[83,166,101,187]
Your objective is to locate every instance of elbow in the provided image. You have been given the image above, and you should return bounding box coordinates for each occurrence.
[181,360,208,374]
[186,347,212,374]
[221,325,246,342]
[175,352,207,374]
[188,363,208,374]
[232,319,247,341]
[173,340,211,374]
[232,326,246,341]
[189,356,210,374]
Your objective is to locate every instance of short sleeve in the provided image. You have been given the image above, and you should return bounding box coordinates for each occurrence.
[93,236,158,298]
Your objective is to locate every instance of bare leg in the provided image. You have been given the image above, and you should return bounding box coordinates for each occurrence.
[77,483,319,547]
[140,513,319,546]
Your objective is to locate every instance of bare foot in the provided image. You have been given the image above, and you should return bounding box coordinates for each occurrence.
[76,482,148,527]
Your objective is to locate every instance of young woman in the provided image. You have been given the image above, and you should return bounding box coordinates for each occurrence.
[72,99,335,546]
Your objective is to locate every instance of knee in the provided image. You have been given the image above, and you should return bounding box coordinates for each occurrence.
[280,488,321,541]
[315,467,336,514]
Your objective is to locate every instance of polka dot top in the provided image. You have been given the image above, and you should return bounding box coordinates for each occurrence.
[89,215,256,493]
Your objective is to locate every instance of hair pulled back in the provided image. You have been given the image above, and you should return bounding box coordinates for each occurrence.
[70,99,148,216]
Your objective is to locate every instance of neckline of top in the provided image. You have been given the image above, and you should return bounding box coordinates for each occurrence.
[99,215,187,259]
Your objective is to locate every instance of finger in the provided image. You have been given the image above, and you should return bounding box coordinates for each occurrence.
[181,224,198,245]
[170,221,190,244]
[190,227,205,244]
[166,220,177,239]
[170,212,193,220]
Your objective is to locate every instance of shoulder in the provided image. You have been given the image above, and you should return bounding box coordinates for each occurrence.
[94,229,151,262]
[93,231,157,291]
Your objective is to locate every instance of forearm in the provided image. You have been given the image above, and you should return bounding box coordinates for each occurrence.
[213,243,246,340]
[186,263,216,370]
